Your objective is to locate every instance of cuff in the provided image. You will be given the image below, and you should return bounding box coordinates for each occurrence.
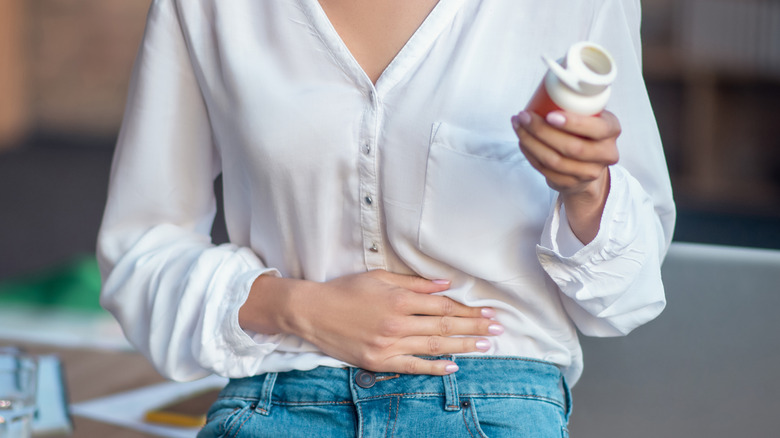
[223,266,284,356]
[536,165,645,306]
[201,247,286,378]
[555,206,586,258]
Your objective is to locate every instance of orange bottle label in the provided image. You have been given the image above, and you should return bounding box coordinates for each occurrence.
[525,83,562,118]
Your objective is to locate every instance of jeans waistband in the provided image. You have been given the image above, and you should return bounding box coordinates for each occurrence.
[219,356,571,416]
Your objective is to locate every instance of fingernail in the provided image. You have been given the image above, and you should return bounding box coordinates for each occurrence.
[432,279,451,285]
[476,339,491,351]
[514,111,532,127]
[445,364,459,374]
[481,308,496,318]
[488,324,504,335]
[546,111,566,127]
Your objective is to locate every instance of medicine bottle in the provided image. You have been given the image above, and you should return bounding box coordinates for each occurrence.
[526,41,617,117]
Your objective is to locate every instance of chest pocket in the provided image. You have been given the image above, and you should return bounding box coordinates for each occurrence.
[417,122,555,283]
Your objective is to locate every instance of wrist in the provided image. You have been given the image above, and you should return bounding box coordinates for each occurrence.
[239,275,311,336]
[561,168,610,244]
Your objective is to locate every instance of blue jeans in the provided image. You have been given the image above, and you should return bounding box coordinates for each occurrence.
[198,356,571,437]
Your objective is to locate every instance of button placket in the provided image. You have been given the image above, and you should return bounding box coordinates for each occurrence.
[358,87,384,268]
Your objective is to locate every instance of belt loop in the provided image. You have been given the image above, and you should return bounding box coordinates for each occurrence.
[442,357,460,411]
[255,372,278,416]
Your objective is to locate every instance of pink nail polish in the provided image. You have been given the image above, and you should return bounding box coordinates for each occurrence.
[432,279,451,285]
[476,339,491,351]
[488,324,504,335]
[546,112,566,127]
[445,364,459,374]
[516,111,532,126]
[481,308,496,318]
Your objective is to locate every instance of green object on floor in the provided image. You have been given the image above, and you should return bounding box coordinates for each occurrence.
[0,255,103,312]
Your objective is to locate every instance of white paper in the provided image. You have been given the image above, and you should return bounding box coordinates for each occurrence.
[34,355,73,436]
[0,306,132,352]
[70,375,228,438]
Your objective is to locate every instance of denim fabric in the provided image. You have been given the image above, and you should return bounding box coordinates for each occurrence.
[198,356,571,438]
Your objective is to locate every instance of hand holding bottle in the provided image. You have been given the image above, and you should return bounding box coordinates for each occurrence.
[512,108,620,244]
[513,41,620,244]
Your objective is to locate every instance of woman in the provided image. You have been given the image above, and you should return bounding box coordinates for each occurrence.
[98,0,675,436]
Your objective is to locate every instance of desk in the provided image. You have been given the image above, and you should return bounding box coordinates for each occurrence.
[1,341,168,437]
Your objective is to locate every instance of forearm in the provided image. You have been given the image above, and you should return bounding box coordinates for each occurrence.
[99,225,280,380]
[537,165,668,337]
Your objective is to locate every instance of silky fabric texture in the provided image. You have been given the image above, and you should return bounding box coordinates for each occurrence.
[98,0,676,385]
[198,357,571,438]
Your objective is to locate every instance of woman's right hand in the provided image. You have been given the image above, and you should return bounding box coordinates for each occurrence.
[239,269,503,375]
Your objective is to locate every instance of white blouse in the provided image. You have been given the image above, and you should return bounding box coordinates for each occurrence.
[98,0,675,386]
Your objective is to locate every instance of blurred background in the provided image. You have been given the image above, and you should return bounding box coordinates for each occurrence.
[0,1,779,437]
[1,0,779,281]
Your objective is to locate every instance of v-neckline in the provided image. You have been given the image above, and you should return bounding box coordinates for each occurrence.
[297,0,465,95]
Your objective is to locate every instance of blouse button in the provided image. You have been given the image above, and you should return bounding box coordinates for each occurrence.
[364,144,371,154]
[369,243,379,253]
[364,196,373,205]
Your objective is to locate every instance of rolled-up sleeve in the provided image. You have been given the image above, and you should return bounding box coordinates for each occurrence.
[97,0,282,381]
[536,0,676,337]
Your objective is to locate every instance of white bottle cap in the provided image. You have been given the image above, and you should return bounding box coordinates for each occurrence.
[542,41,617,115]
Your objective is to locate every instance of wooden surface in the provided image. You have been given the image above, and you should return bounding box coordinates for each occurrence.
[0,0,29,148]
[1,341,168,437]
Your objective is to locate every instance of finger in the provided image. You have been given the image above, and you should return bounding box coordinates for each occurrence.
[395,335,492,358]
[402,293,490,319]
[518,128,608,181]
[516,111,618,164]
[545,110,621,142]
[380,356,460,376]
[520,145,589,192]
[374,270,452,294]
[400,315,503,337]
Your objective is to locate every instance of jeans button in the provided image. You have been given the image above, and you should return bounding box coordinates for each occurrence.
[355,370,376,388]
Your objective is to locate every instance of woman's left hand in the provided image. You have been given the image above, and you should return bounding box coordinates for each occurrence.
[511,109,621,244]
